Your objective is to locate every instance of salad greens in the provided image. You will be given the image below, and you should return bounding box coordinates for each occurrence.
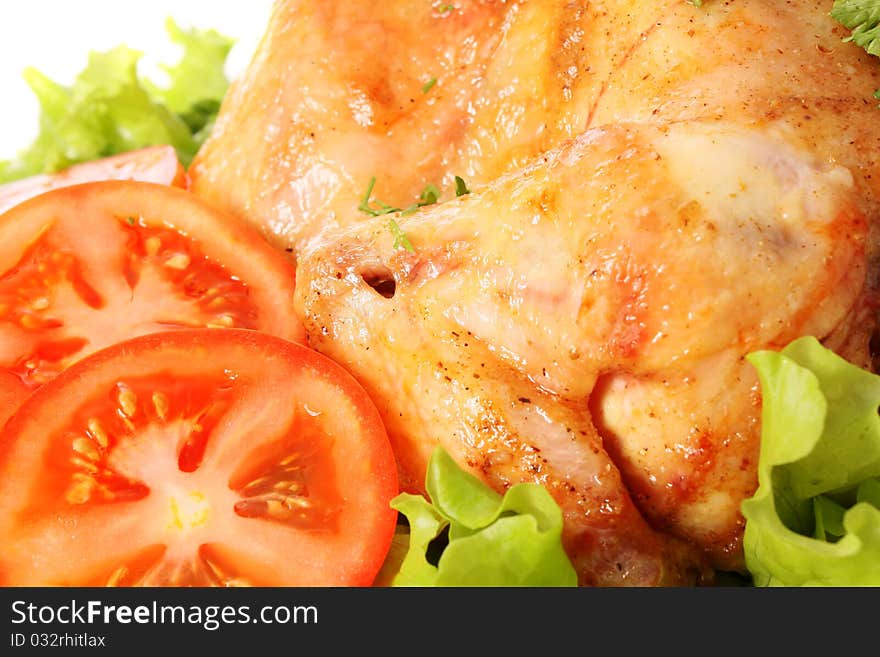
[387,446,577,587]
[0,18,232,183]
[832,0,880,58]
[831,0,880,100]
[741,336,880,586]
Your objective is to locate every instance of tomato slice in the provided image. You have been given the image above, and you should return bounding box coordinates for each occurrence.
[0,146,185,216]
[0,180,304,388]
[0,329,398,586]
[0,370,29,429]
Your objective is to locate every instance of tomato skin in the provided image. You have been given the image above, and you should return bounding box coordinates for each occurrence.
[0,180,305,387]
[0,146,185,216]
[0,329,398,587]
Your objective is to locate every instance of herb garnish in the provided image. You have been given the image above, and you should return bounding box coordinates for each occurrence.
[388,219,415,253]
[358,176,470,251]
[358,176,399,217]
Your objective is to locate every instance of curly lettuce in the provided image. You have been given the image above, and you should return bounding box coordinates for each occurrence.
[742,336,880,586]
[387,447,577,587]
[831,0,880,101]
[0,18,232,182]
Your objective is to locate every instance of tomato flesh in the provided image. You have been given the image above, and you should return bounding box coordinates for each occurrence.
[0,370,29,428]
[0,181,304,388]
[0,330,398,587]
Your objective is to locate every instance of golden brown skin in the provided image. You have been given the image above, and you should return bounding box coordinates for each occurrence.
[191,0,880,584]
[191,0,621,251]
[294,121,867,583]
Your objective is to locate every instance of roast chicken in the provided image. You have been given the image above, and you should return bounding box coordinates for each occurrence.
[190,0,880,584]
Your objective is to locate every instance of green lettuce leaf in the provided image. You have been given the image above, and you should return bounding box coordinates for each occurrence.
[831,0,880,101]
[742,336,880,586]
[390,447,577,587]
[145,18,232,142]
[146,18,232,115]
[831,0,880,57]
[0,19,232,182]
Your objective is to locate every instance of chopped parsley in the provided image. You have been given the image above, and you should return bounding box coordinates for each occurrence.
[358,177,441,218]
[419,183,440,205]
[439,4,456,13]
[388,219,415,253]
[358,176,400,216]
[358,176,471,251]
[832,0,880,100]
[421,76,438,94]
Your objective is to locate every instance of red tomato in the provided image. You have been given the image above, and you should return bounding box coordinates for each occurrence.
[0,146,185,216]
[0,370,29,428]
[0,329,398,586]
[0,180,304,388]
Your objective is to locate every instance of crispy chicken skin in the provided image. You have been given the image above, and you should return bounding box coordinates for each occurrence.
[190,1,880,584]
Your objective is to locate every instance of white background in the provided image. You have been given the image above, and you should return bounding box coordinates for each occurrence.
[0,0,275,156]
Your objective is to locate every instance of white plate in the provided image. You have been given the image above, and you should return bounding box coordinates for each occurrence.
[0,0,274,157]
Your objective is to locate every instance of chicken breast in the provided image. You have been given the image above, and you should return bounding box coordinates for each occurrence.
[190,0,880,584]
